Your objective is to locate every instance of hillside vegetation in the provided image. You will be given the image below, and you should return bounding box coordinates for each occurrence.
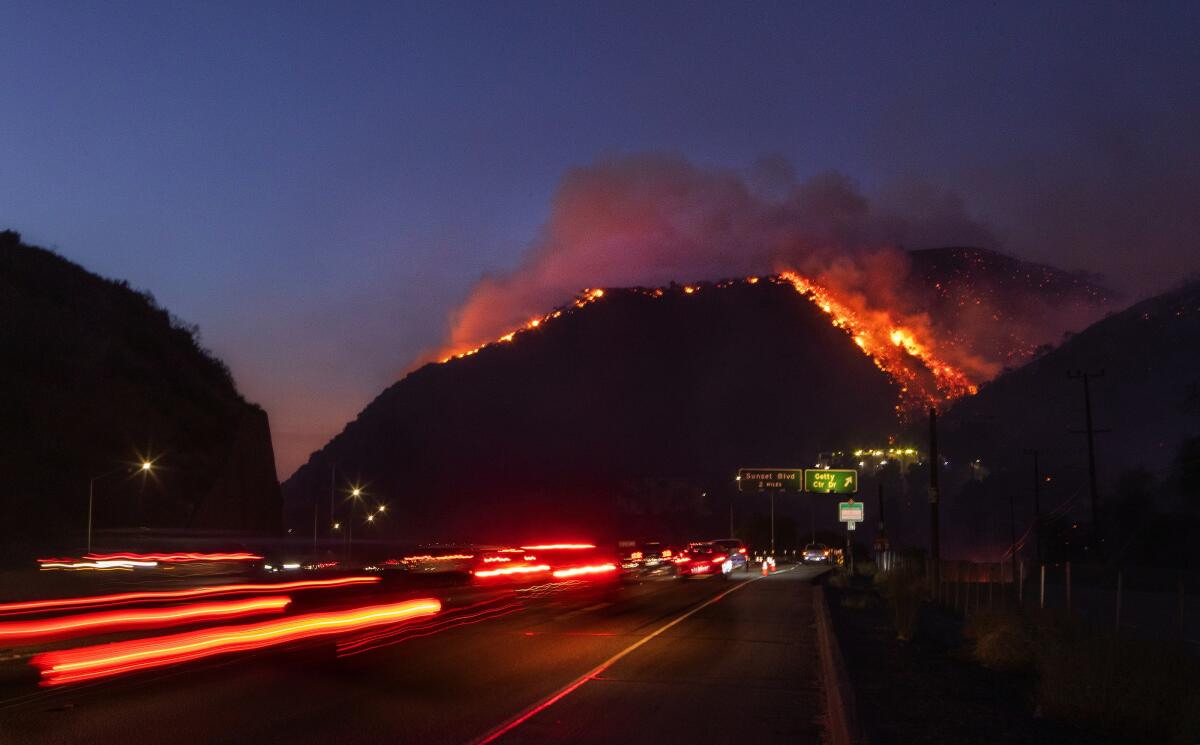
[0,231,280,559]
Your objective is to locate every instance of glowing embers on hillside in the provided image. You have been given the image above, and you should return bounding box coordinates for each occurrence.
[776,272,977,408]
[438,288,606,363]
[31,598,441,686]
[0,597,290,646]
[433,274,978,413]
[0,577,380,617]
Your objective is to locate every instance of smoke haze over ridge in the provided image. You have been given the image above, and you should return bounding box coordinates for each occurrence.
[435,154,1104,385]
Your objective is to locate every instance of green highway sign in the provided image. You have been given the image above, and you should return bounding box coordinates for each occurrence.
[805,468,859,493]
[839,501,864,523]
[737,468,803,492]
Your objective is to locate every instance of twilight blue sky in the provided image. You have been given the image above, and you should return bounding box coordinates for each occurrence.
[3,1,1198,477]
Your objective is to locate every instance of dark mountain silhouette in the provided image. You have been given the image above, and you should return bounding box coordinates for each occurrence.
[0,231,280,559]
[283,279,908,544]
[281,247,1119,546]
[943,278,1200,482]
[937,279,1200,558]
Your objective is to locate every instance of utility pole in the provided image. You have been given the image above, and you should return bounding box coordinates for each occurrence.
[329,462,337,540]
[929,407,940,587]
[877,481,885,540]
[1024,448,1042,565]
[1068,370,1106,554]
[1008,485,1018,602]
[769,492,776,556]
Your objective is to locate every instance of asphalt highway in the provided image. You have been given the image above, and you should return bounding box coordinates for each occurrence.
[0,566,828,745]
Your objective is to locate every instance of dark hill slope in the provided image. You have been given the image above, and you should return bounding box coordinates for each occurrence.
[942,279,1200,509]
[283,281,906,543]
[0,231,280,556]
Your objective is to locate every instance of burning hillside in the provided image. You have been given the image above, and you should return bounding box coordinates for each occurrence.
[436,272,978,415]
[430,156,1110,411]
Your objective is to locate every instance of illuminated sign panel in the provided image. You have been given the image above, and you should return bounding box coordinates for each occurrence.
[838,501,864,522]
[737,468,803,492]
[804,469,858,493]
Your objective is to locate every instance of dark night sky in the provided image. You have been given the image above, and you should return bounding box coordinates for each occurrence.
[3,1,1198,477]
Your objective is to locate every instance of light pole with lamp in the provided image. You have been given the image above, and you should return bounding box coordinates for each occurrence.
[346,487,362,560]
[88,460,153,554]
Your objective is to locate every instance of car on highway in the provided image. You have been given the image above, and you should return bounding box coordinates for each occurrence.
[675,542,737,578]
[617,540,676,579]
[802,543,832,564]
[709,538,750,572]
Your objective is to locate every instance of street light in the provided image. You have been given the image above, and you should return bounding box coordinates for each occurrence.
[346,486,364,560]
[88,460,154,553]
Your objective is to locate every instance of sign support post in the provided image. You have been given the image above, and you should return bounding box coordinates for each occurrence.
[738,469,804,557]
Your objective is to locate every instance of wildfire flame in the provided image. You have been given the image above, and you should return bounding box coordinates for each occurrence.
[434,273,978,413]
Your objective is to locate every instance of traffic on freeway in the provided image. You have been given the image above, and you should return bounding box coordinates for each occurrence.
[0,544,829,745]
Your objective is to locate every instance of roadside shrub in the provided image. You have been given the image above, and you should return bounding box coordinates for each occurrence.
[1036,632,1200,743]
[840,592,875,610]
[879,567,924,641]
[964,610,1035,672]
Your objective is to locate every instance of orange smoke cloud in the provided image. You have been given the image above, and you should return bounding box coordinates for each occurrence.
[427,155,1103,404]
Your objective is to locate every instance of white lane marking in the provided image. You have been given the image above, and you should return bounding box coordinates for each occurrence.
[467,576,762,745]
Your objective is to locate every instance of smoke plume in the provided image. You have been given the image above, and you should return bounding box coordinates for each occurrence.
[435,154,1099,384]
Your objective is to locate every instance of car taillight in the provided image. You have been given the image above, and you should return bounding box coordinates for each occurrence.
[661,549,672,558]
[738,548,746,554]
[710,554,726,564]
[630,551,643,560]
[673,555,690,563]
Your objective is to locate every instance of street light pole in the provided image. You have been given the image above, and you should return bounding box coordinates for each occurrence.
[346,487,362,561]
[87,476,96,555]
[929,407,941,590]
[769,491,775,556]
[88,461,152,553]
[1024,448,1042,566]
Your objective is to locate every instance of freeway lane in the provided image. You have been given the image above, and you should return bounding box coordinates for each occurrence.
[480,566,826,745]
[0,566,828,745]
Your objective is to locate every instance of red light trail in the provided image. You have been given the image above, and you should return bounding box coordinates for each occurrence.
[338,598,520,658]
[38,559,157,571]
[83,552,263,563]
[0,597,290,645]
[473,564,551,579]
[520,544,596,550]
[550,563,617,579]
[0,576,380,617]
[32,598,441,686]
